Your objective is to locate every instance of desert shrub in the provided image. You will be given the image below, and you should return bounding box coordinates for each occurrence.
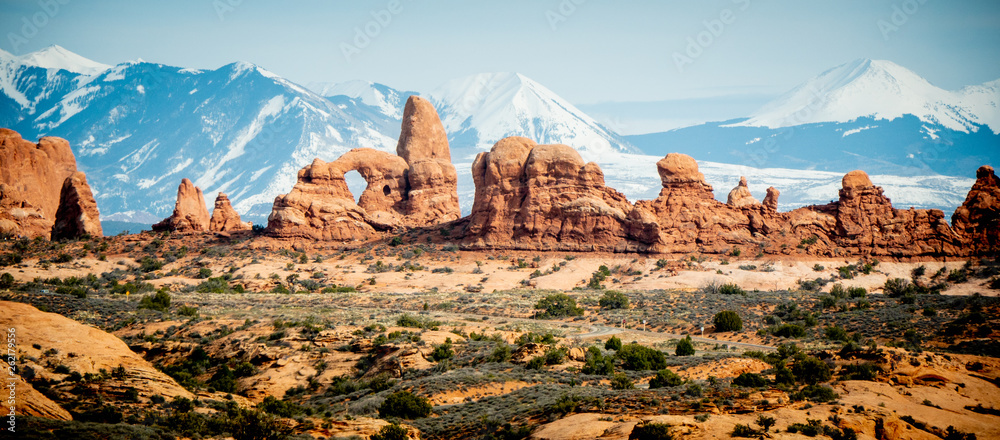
[196,277,233,293]
[139,256,164,272]
[605,336,622,351]
[790,385,839,402]
[582,346,614,375]
[617,343,667,370]
[371,423,409,440]
[0,253,23,267]
[0,273,13,289]
[178,305,198,317]
[648,368,683,388]
[847,286,867,298]
[379,391,432,419]
[599,290,629,309]
[544,347,567,365]
[396,314,440,329]
[231,408,293,440]
[257,396,302,418]
[771,324,805,338]
[526,356,545,370]
[487,343,512,363]
[731,424,761,438]
[629,421,673,440]
[196,267,212,279]
[732,372,767,388]
[675,336,695,356]
[713,310,742,332]
[792,357,832,385]
[431,341,454,362]
[718,283,745,295]
[534,293,583,319]
[611,373,634,390]
[139,290,171,312]
[209,366,238,394]
[884,278,914,297]
[947,269,968,283]
[824,325,850,342]
[839,363,880,381]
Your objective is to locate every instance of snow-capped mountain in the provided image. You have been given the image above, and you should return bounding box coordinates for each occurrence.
[5,48,400,220]
[428,72,639,161]
[732,59,998,134]
[631,59,999,181]
[15,45,111,76]
[307,79,417,120]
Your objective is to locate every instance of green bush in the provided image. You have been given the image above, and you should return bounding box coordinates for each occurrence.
[611,373,634,390]
[847,286,867,298]
[534,293,583,319]
[731,424,761,438]
[617,343,667,370]
[792,356,832,385]
[824,325,849,342]
[139,290,171,312]
[196,267,212,279]
[605,336,622,351]
[0,272,13,289]
[231,408,293,440]
[712,310,742,332]
[884,278,914,297]
[139,256,164,272]
[582,346,615,375]
[790,385,839,402]
[732,372,767,388]
[378,391,432,419]
[599,290,629,309]
[629,421,673,440]
[487,343,512,363]
[772,324,805,338]
[257,396,301,418]
[675,335,695,356]
[718,283,746,295]
[648,368,683,388]
[431,341,454,362]
[371,423,409,440]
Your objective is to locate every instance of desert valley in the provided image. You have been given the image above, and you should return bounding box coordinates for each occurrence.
[1,90,999,440]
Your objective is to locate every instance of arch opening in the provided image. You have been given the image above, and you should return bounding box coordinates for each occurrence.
[344,170,366,205]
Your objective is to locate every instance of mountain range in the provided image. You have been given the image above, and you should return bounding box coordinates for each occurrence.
[1,46,996,228]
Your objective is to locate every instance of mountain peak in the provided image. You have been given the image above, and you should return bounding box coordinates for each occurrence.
[732,58,984,132]
[17,45,110,76]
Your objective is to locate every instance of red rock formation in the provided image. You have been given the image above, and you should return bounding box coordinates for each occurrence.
[51,172,103,240]
[0,129,79,238]
[463,137,632,251]
[266,96,460,239]
[763,187,780,211]
[209,193,251,232]
[153,178,210,232]
[726,176,760,208]
[952,165,1000,253]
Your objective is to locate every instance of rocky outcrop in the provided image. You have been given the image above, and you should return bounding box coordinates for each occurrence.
[266,96,459,240]
[726,176,760,208]
[0,301,193,419]
[463,137,632,251]
[952,165,1000,253]
[0,129,84,238]
[763,187,780,211]
[152,178,210,232]
[51,172,103,240]
[209,192,251,232]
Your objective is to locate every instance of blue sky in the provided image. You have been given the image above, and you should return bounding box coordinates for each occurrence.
[3,0,999,132]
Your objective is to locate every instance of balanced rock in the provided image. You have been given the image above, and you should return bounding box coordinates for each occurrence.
[0,129,79,238]
[763,187,780,211]
[726,176,760,208]
[463,137,632,251]
[952,165,1000,253]
[656,153,713,198]
[209,193,251,232]
[51,172,103,240]
[153,178,210,232]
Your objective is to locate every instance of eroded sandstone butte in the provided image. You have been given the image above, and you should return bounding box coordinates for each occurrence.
[209,192,252,232]
[0,129,101,239]
[266,95,460,240]
[153,178,211,233]
[463,147,991,258]
[952,165,1000,254]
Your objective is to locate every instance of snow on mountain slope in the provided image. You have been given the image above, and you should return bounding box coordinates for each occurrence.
[307,79,417,119]
[16,45,111,76]
[958,79,1000,133]
[733,59,997,134]
[12,59,399,219]
[428,72,639,160]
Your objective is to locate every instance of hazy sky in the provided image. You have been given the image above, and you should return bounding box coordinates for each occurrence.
[3,0,999,131]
